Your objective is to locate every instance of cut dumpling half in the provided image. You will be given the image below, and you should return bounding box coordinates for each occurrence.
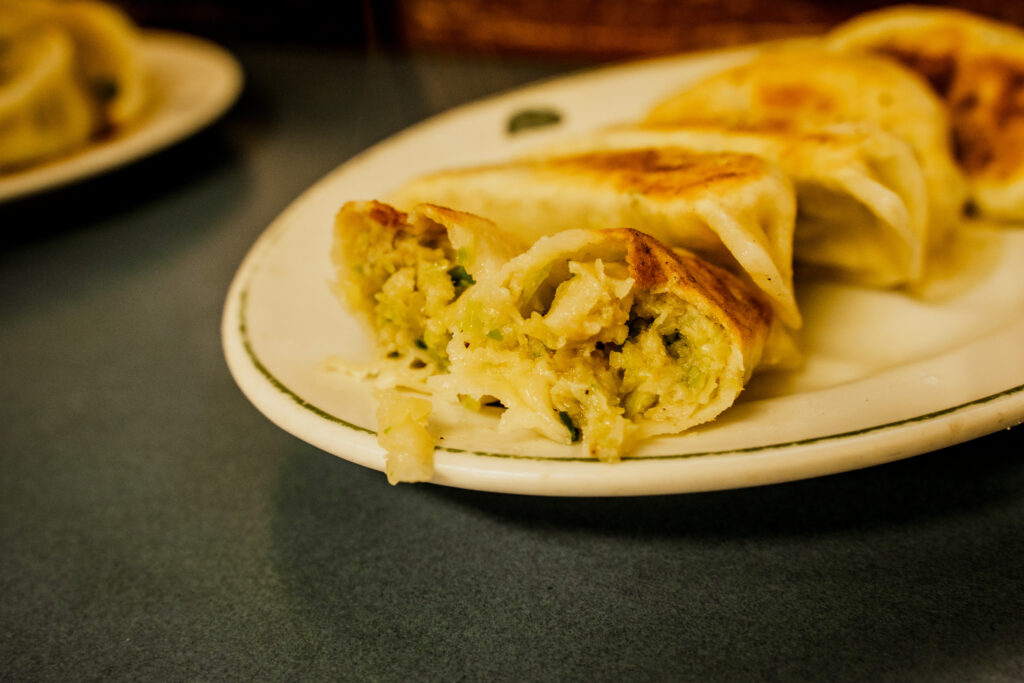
[330,200,526,385]
[390,147,801,329]
[431,228,774,460]
[543,121,930,286]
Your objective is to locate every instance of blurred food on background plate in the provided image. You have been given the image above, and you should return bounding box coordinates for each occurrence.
[0,0,147,172]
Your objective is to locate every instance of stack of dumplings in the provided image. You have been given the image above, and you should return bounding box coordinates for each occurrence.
[327,5,1023,483]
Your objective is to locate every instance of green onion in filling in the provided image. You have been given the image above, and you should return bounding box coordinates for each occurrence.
[558,411,581,443]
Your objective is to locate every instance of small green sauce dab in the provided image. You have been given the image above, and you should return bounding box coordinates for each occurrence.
[507,108,562,134]
[558,411,581,443]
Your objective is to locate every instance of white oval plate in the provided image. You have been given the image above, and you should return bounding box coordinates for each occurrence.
[222,47,1024,496]
[0,30,242,203]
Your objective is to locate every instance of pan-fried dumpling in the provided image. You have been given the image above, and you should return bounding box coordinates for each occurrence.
[0,0,147,171]
[0,25,96,170]
[389,147,801,329]
[430,228,774,460]
[40,0,147,128]
[542,122,929,286]
[828,5,1024,220]
[645,49,967,247]
[5,0,147,128]
[330,201,527,383]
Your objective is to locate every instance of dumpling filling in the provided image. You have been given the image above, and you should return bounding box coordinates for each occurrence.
[441,257,735,460]
[336,215,473,376]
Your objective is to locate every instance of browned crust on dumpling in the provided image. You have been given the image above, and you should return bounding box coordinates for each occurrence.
[755,83,839,115]
[856,44,1024,180]
[646,50,943,127]
[946,56,1024,179]
[607,227,773,347]
[337,200,484,242]
[541,148,772,200]
[828,6,1024,181]
[361,199,407,228]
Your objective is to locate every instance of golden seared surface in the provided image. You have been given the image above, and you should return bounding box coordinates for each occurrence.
[949,56,1024,178]
[646,50,943,125]
[339,200,487,242]
[542,148,771,200]
[646,45,968,234]
[610,227,773,346]
[755,82,839,115]
[873,45,960,97]
[359,200,408,229]
[828,6,1024,181]
[877,49,1024,180]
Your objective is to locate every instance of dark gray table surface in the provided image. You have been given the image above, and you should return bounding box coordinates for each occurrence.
[2,41,1023,682]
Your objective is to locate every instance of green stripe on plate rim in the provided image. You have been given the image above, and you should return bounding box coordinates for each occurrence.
[238,284,1024,463]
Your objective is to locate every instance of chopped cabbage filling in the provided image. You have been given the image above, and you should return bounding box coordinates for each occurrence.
[449,258,733,460]
[344,220,467,373]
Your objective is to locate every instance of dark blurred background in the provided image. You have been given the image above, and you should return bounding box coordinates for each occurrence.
[117,0,1024,58]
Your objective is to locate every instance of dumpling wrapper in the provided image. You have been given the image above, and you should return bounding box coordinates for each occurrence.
[430,228,774,460]
[0,24,96,170]
[645,48,967,249]
[389,147,801,329]
[542,122,930,286]
[827,5,1024,220]
[330,200,527,384]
